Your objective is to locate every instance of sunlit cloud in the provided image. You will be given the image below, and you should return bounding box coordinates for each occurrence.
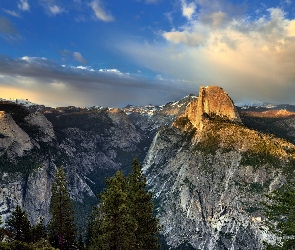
[117,4,295,105]
[181,0,196,20]
[0,56,189,107]
[90,0,114,22]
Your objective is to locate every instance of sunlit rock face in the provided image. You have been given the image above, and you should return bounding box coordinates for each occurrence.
[143,86,295,249]
[1,87,295,249]
[186,86,242,130]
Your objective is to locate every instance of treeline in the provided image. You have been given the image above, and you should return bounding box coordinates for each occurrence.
[0,159,160,250]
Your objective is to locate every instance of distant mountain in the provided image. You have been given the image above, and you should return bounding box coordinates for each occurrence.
[1,89,295,249]
[0,95,196,230]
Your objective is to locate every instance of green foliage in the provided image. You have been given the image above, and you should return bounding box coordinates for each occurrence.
[262,182,295,249]
[88,170,136,249]
[126,158,161,249]
[87,158,161,250]
[5,205,31,243]
[31,217,47,243]
[0,153,40,175]
[49,166,77,250]
[240,114,295,143]
[0,240,58,250]
[173,117,191,128]
[194,132,220,154]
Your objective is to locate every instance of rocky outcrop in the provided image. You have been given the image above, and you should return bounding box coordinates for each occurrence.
[2,88,295,249]
[186,86,241,130]
[24,112,56,142]
[143,86,295,249]
[0,111,33,157]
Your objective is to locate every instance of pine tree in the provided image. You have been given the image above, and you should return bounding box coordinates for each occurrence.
[89,170,137,250]
[262,181,295,249]
[5,205,31,243]
[31,217,47,243]
[88,159,161,250]
[126,158,161,249]
[49,166,77,250]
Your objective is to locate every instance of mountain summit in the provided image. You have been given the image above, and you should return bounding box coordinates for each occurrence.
[186,86,242,130]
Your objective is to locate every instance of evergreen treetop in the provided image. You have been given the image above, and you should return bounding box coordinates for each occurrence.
[87,158,160,250]
[5,205,31,243]
[49,166,77,250]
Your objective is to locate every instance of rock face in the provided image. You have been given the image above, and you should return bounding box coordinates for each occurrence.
[2,88,295,249]
[24,112,56,142]
[143,86,295,249]
[186,86,241,130]
[0,111,33,157]
[0,96,195,228]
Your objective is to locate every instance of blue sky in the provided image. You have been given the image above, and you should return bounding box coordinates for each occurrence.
[0,0,295,107]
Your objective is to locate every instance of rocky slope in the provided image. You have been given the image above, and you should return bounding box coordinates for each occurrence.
[143,86,295,249]
[0,95,195,226]
[1,88,295,249]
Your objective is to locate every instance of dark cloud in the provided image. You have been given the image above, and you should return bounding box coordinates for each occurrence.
[0,16,18,35]
[0,55,192,107]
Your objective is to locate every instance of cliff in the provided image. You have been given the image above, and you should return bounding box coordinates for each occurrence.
[143,86,295,249]
[186,86,242,130]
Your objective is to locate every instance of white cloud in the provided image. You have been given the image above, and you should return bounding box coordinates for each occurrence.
[90,0,114,22]
[99,69,122,74]
[3,9,21,18]
[18,0,30,11]
[117,6,295,105]
[181,0,196,20]
[48,5,64,15]
[73,52,87,64]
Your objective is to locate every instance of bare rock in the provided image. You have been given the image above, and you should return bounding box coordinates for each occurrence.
[24,112,56,142]
[186,86,242,130]
[0,111,33,157]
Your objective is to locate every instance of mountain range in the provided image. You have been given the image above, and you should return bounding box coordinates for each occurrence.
[1,86,295,249]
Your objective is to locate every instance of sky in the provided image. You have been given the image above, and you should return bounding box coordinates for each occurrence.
[0,0,295,108]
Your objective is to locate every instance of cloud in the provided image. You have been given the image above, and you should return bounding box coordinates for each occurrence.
[2,9,21,18]
[181,0,197,20]
[37,1,65,16]
[18,0,30,11]
[48,5,64,15]
[90,0,114,22]
[59,50,87,64]
[0,56,188,107]
[163,30,207,47]
[117,4,295,105]
[0,16,20,41]
[73,52,87,64]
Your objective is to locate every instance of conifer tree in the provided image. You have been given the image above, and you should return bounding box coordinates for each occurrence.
[49,166,77,250]
[127,158,161,249]
[5,205,31,243]
[31,217,47,243]
[88,159,160,250]
[89,170,137,250]
[263,181,295,249]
